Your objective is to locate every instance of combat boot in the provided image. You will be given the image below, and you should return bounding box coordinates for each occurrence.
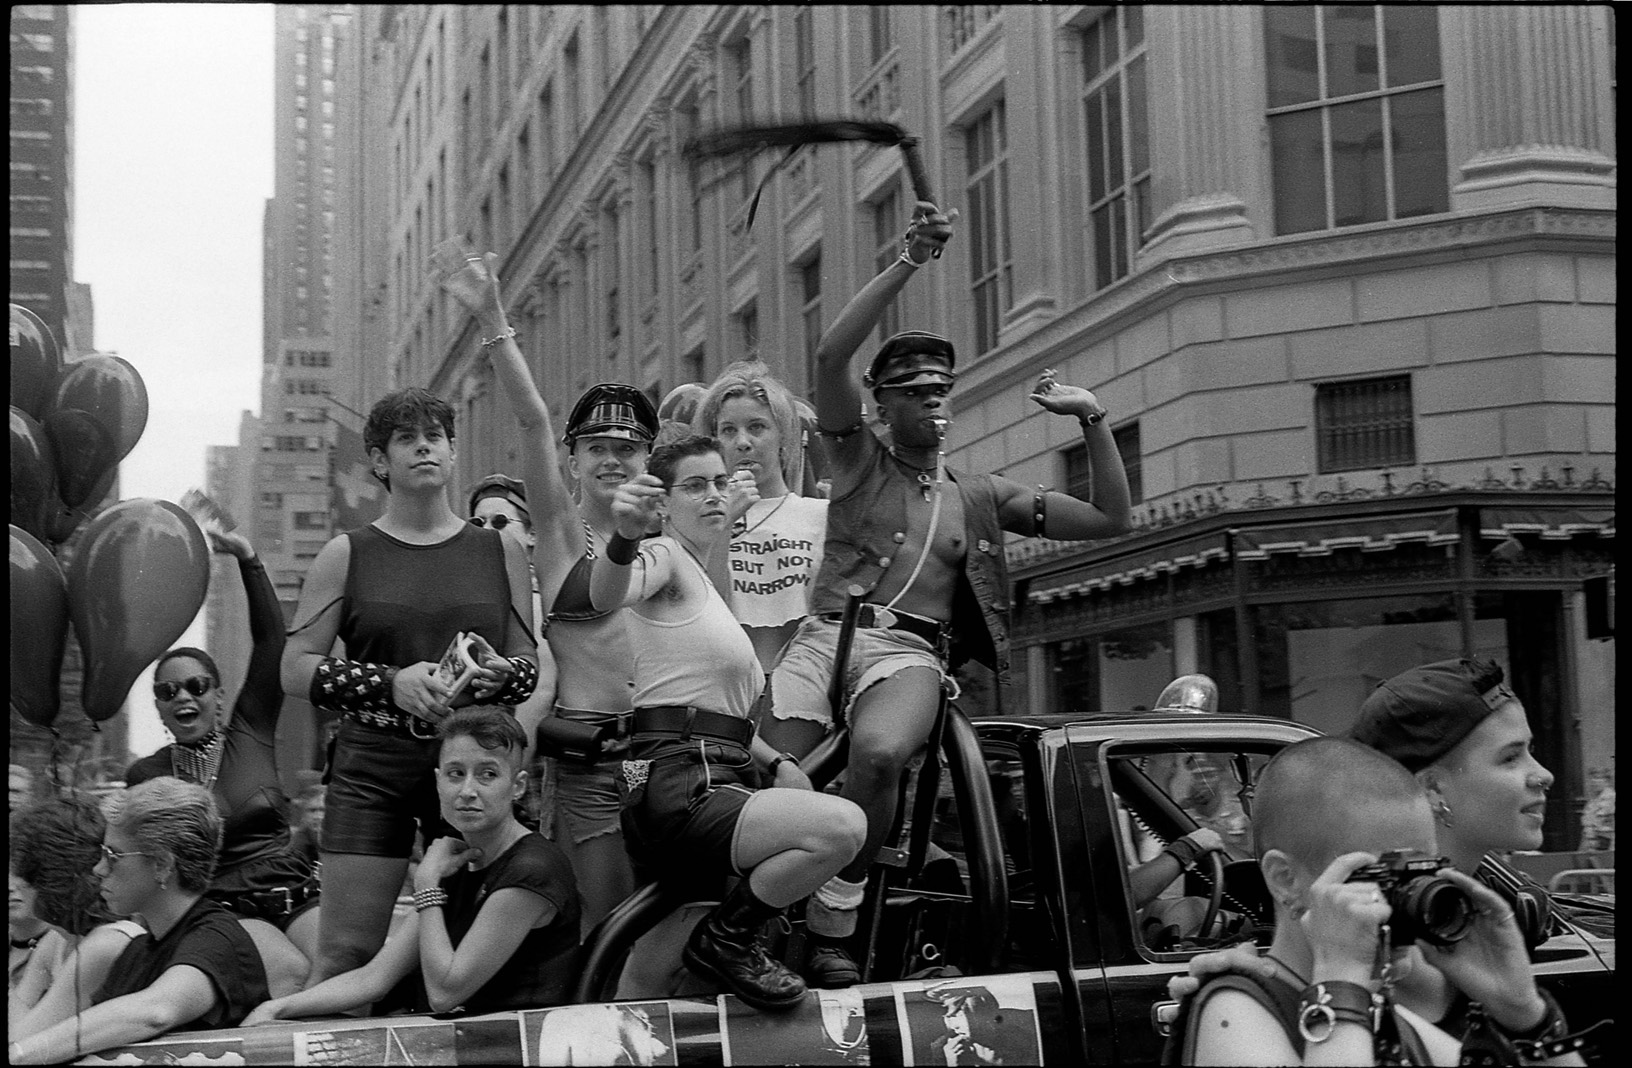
[683,881,806,1011]
[804,934,861,988]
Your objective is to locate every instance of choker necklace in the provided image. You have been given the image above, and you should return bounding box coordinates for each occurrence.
[171,729,226,791]
[11,933,45,951]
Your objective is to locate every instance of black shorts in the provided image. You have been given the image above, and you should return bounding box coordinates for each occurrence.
[321,718,449,858]
[620,738,756,882]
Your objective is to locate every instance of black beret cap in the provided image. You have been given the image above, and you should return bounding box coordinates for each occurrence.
[865,331,956,390]
[468,473,528,517]
[1348,658,1519,772]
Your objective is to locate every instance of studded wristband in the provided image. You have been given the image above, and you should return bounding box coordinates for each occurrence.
[492,656,539,707]
[311,657,399,714]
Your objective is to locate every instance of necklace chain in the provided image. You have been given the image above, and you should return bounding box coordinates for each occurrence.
[732,493,791,540]
[582,519,598,560]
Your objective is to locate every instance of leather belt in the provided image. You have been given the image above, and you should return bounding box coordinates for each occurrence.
[345,707,442,740]
[211,878,319,922]
[632,705,754,748]
[820,604,952,649]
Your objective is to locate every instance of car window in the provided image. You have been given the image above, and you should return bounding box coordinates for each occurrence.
[1103,744,1276,961]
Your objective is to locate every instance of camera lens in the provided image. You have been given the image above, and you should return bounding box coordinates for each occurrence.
[1402,876,1474,947]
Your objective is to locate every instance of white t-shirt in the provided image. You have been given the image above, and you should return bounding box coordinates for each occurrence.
[727,494,829,628]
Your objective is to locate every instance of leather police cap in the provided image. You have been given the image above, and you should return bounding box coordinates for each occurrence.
[563,383,659,446]
[864,331,957,391]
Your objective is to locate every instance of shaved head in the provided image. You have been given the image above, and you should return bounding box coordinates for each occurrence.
[1256,737,1430,874]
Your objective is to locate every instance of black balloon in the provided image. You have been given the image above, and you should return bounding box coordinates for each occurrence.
[10,406,58,542]
[10,524,69,727]
[9,303,62,420]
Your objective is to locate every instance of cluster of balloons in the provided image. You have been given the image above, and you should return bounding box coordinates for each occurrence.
[10,303,211,728]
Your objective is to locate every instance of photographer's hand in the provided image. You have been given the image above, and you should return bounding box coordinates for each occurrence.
[1304,851,1393,985]
[1415,868,1547,1032]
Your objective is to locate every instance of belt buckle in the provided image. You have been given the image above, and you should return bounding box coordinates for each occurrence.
[872,606,898,631]
[275,886,294,916]
[408,713,440,740]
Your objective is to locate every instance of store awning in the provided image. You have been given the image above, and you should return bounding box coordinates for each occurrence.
[1479,507,1615,541]
[1028,531,1229,603]
[1231,508,1461,561]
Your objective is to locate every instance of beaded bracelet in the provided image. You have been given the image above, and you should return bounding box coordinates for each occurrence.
[480,326,519,349]
[413,887,449,912]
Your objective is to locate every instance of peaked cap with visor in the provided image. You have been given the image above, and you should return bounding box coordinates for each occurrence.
[864,331,957,392]
[563,383,660,447]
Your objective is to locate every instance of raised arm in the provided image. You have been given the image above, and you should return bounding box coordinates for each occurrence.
[279,533,351,703]
[994,370,1133,540]
[211,530,285,736]
[811,202,955,434]
[430,239,578,558]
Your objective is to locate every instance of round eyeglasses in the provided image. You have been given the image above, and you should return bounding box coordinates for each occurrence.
[470,514,523,530]
[99,843,156,865]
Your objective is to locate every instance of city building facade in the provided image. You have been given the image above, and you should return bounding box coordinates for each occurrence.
[341,5,1615,848]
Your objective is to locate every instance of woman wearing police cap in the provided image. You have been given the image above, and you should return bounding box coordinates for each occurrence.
[760,200,1134,986]
[433,239,732,937]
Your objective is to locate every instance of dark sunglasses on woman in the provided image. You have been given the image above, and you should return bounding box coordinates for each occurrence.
[153,675,215,701]
[469,514,520,530]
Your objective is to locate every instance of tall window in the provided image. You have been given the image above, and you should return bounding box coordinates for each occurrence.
[868,8,892,66]
[495,8,509,110]
[684,345,705,386]
[730,39,756,201]
[642,157,660,297]
[478,44,491,137]
[683,107,705,254]
[1315,375,1416,473]
[1265,5,1447,234]
[516,122,531,206]
[1063,421,1143,504]
[794,7,817,118]
[871,186,903,342]
[734,300,759,360]
[605,203,621,353]
[800,255,823,385]
[594,7,611,92]
[538,82,556,177]
[1081,7,1149,290]
[496,164,511,254]
[564,33,582,140]
[965,101,1012,356]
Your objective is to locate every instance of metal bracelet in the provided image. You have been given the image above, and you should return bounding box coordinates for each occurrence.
[480,326,518,349]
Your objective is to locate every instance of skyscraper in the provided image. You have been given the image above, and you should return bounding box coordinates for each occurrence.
[9,5,75,345]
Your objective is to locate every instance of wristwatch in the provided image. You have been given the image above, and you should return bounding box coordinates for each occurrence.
[768,752,800,775]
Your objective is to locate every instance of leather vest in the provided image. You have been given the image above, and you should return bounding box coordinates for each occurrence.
[809,440,1012,684]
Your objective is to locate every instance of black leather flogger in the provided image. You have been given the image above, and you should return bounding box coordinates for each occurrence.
[682,882,807,1011]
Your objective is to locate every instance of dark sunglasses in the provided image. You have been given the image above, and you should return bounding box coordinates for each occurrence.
[470,514,523,531]
[153,675,214,702]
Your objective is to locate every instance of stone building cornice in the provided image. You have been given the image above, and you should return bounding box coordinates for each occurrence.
[955,206,1617,409]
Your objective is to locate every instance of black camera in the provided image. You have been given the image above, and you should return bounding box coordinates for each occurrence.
[1346,849,1474,947]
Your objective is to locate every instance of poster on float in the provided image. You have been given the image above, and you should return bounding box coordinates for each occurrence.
[895,974,1042,1067]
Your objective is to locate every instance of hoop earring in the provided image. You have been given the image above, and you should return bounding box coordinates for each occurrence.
[1434,798,1454,828]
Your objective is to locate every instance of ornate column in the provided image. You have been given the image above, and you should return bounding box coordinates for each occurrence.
[1445,6,1615,212]
[1136,5,1260,266]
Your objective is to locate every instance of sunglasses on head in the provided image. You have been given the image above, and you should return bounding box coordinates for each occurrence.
[153,676,214,702]
[469,514,522,530]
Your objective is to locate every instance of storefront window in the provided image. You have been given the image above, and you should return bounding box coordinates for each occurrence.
[1051,620,1174,713]
[1253,595,1508,736]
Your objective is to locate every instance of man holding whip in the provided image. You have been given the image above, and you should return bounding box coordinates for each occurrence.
[760,200,1135,985]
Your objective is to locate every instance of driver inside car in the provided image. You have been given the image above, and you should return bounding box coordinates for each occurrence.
[1116,751,1259,946]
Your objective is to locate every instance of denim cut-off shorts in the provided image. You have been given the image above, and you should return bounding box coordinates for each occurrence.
[767,615,948,731]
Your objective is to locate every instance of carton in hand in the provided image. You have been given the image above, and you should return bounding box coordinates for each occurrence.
[435,632,483,703]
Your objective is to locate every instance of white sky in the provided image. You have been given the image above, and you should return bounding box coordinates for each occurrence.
[73,4,274,759]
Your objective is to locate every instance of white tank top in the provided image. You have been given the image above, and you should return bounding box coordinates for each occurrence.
[628,542,765,719]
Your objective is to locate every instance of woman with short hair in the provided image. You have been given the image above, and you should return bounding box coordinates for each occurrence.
[8,779,270,1064]
[593,435,867,1011]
